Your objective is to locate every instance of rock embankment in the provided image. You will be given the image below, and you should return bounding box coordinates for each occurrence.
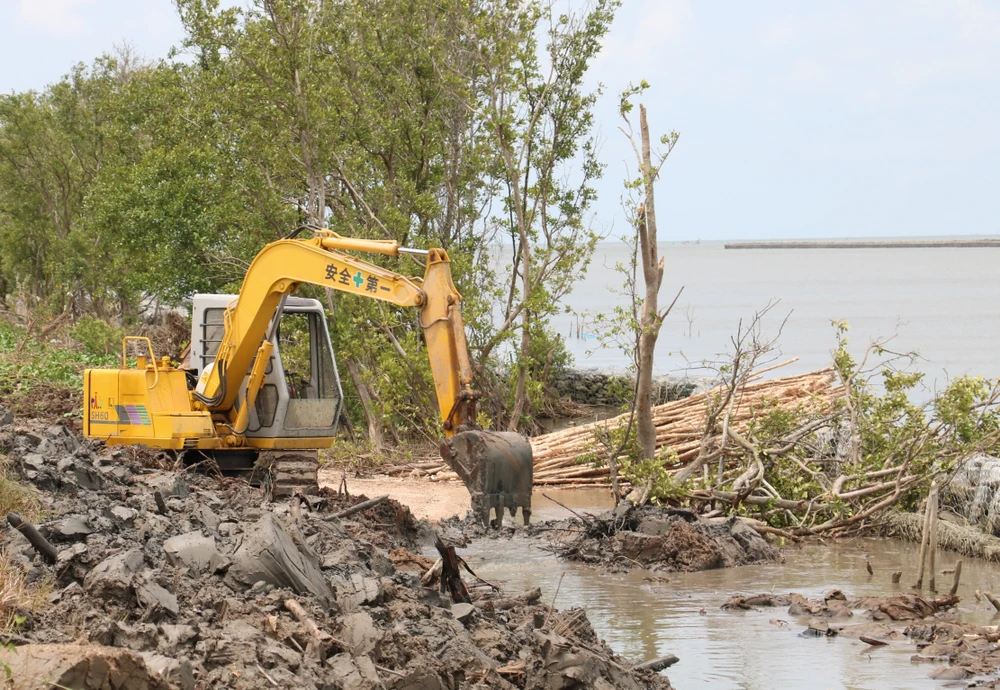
[551,369,713,407]
[0,415,673,690]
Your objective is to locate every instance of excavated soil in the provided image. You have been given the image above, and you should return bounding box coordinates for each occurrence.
[0,412,672,690]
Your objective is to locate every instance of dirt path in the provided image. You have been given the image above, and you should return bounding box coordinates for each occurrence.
[319,470,470,520]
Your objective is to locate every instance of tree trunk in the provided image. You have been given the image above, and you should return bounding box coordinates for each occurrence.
[507,309,531,431]
[635,104,665,461]
[344,358,384,451]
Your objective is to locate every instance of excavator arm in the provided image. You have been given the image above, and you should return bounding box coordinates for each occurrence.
[85,229,532,526]
[196,232,477,437]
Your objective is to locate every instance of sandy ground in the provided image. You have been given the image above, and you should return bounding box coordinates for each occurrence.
[318,468,614,521]
[320,470,471,520]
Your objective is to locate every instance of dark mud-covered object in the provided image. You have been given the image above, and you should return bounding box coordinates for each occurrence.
[543,505,781,572]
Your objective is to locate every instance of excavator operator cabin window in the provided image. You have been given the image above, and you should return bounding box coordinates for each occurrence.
[201,308,226,371]
[277,311,339,429]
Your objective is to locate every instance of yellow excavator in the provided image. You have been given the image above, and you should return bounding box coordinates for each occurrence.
[82,230,533,525]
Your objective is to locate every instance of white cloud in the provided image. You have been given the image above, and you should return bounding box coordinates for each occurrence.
[17,0,94,37]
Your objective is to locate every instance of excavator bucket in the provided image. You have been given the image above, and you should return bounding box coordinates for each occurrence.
[439,430,533,528]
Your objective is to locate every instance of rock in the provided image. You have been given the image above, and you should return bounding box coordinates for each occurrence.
[260,640,301,670]
[337,573,383,611]
[328,653,381,690]
[339,611,382,655]
[163,532,222,573]
[136,579,179,618]
[106,506,138,527]
[0,404,12,427]
[84,549,145,601]
[159,624,198,654]
[389,670,446,690]
[145,474,190,499]
[229,514,336,608]
[451,603,476,622]
[139,653,196,690]
[44,516,93,542]
[929,665,969,680]
[0,644,170,690]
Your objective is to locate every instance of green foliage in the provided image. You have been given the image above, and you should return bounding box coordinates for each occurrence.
[583,418,686,503]
[70,316,125,356]
[620,447,685,504]
[740,321,1000,526]
[0,0,621,441]
[0,321,117,413]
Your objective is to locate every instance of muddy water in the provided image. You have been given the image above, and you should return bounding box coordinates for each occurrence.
[454,526,1000,690]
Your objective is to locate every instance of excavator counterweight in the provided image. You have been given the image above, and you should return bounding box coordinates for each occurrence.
[83,231,532,526]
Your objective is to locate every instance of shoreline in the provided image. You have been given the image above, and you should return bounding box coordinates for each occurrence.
[725,239,1000,249]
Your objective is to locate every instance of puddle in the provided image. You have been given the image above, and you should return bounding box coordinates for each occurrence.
[448,525,1000,689]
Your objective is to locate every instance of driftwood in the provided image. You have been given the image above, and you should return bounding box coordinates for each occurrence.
[985,592,1000,612]
[284,598,342,662]
[435,538,470,604]
[330,495,388,520]
[488,587,542,611]
[633,654,679,671]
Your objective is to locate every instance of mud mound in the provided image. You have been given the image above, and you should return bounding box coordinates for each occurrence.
[0,419,672,690]
[2,381,79,423]
[541,505,781,572]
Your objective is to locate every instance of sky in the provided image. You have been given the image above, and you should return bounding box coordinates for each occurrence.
[1,0,998,241]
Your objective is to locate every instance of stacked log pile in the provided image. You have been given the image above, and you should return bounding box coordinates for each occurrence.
[386,365,844,487]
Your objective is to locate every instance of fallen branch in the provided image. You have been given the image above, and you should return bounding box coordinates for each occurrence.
[330,495,388,520]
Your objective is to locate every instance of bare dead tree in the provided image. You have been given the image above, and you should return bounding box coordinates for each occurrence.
[619,85,681,461]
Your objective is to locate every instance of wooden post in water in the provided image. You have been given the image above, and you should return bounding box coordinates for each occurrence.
[913,482,936,590]
[928,483,940,593]
[949,560,963,597]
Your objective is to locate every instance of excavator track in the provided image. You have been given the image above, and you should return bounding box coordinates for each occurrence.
[256,450,321,500]
[187,449,320,500]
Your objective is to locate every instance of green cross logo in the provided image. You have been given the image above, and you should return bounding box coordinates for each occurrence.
[353,271,364,288]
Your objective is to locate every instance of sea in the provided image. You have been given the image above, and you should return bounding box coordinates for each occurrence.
[504,239,1000,391]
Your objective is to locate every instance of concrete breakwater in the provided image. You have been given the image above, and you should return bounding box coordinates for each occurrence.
[551,368,715,407]
[725,239,1000,249]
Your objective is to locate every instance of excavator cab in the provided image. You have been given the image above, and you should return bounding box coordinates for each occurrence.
[189,294,343,441]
